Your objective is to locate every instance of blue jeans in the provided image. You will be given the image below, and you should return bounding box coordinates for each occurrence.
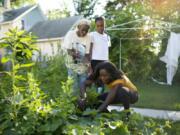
[68,69,87,95]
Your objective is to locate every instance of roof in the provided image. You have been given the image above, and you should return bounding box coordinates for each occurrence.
[29,16,82,39]
[1,5,36,23]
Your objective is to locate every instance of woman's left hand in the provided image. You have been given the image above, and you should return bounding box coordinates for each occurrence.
[98,104,108,112]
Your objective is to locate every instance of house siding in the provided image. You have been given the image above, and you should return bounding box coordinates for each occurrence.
[0,20,25,39]
[32,39,62,61]
[22,7,46,31]
[0,6,46,38]
[0,23,12,38]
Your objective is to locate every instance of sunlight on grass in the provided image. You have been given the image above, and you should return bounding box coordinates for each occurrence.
[134,81,180,110]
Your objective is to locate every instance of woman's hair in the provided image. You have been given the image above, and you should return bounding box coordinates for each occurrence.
[76,18,91,26]
[94,61,124,83]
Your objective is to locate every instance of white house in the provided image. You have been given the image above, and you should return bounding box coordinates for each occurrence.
[0,5,46,59]
[0,5,46,38]
[28,15,82,59]
[0,4,82,60]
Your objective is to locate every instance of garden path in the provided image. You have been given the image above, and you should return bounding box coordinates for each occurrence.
[108,106,180,121]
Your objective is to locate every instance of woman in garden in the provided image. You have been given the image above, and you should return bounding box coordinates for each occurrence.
[78,61,139,112]
[62,19,92,94]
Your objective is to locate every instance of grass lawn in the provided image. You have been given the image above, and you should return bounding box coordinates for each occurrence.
[133,81,180,111]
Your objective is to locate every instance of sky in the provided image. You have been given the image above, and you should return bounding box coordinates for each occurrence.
[37,0,107,16]
[37,0,75,14]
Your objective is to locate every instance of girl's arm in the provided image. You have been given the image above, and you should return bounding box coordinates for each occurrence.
[80,79,93,99]
[89,42,93,60]
[98,86,119,112]
[78,79,93,111]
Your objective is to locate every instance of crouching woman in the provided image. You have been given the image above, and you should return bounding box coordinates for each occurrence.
[79,61,139,112]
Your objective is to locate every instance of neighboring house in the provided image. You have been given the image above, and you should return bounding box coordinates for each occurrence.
[0,5,46,38]
[29,16,82,60]
[0,4,82,61]
[0,5,46,60]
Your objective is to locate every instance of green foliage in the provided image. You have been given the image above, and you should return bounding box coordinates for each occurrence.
[104,0,180,81]
[1,28,38,63]
[0,28,173,135]
[0,73,76,135]
[11,0,36,8]
[105,1,156,80]
[0,0,3,6]
[0,28,37,94]
[120,41,156,80]
[85,86,99,108]
[32,53,68,99]
[0,28,75,135]
[166,121,180,135]
[73,0,98,18]
[63,110,170,135]
[0,0,36,8]
[47,8,70,20]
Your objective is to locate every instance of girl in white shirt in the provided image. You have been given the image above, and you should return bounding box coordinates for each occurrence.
[88,17,111,93]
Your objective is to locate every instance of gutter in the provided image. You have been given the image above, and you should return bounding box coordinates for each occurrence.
[36,37,63,42]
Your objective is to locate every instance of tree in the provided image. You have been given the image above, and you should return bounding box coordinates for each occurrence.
[47,8,70,20]
[2,0,10,9]
[104,0,180,81]
[0,0,3,6]
[0,0,36,9]
[149,0,180,20]
[72,0,99,18]
[12,0,36,7]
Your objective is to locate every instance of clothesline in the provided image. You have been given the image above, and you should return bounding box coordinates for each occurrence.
[107,18,180,30]
[106,18,180,85]
[118,37,167,40]
[108,18,145,29]
[106,18,180,35]
[107,26,180,31]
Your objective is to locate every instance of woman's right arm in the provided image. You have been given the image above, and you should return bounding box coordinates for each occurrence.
[80,79,93,99]
[78,79,93,110]
[98,86,119,112]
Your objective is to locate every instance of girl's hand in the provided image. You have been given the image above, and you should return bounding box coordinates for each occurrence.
[98,104,108,112]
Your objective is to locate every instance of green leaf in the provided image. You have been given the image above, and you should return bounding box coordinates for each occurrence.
[17,30,25,36]
[69,115,79,121]
[20,63,35,68]
[0,71,11,76]
[38,119,63,132]
[14,64,20,70]
[82,108,98,116]
[0,42,9,48]
[23,49,32,58]
[1,57,10,64]
[11,92,24,104]
[15,63,34,70]
[15,75,26,81]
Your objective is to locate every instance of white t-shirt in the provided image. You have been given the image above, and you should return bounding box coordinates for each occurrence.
[62,30,91,54]
[91,31,111,61]
[62,30,91,74]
